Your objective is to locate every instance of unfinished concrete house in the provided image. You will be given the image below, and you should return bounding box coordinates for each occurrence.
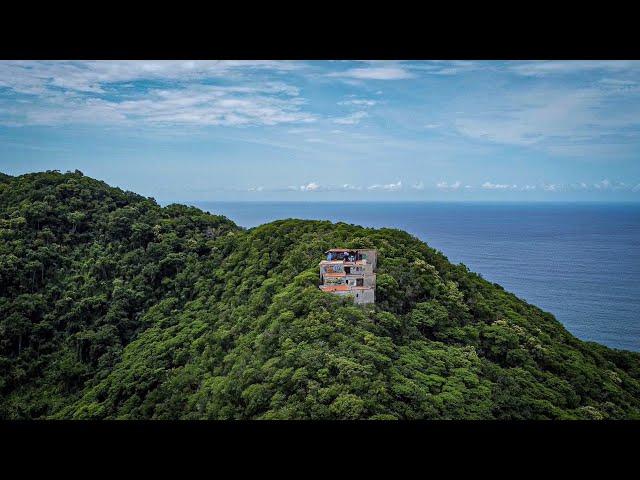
[319,248,377,304]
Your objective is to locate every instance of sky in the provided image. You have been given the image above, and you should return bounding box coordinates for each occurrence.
[1,60,640,202]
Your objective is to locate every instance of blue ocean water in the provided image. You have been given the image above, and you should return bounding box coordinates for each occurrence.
[191,201,640,352]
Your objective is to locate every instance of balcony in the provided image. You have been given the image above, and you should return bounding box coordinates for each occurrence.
[324,249,364,263]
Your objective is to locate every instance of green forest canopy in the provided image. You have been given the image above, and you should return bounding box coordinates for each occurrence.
[1,170,639,419]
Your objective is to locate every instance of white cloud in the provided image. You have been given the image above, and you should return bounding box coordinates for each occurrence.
[454,84,640,152]
[0,61,317,128]
[568,182,591,191]
[1,83,316,127]
[341,183,363,191]
[409,60,482,76]
[333,111,368,125]
[437,180,462,190]
[300,182,321,191]
[0,60,303,95]
[385,181,403,191]
[509,60,640,77]
[328,66,414,81]
[284,182,364,192]
[592,179,628,190]
[600,78,638,87]
[368,181,402,191]
[482,182,517,190]
[287,127,315,134]
[472,180,640,193]
[257,180,640,195]
[338,99,378,106]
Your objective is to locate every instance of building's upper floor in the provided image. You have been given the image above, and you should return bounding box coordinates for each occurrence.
[319,261,373,276]
[320,248,377,270]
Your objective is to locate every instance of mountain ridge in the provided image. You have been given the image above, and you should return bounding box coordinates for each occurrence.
[1,170,639,419]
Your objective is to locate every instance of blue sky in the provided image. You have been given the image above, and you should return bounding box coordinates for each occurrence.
[1,60,640,201]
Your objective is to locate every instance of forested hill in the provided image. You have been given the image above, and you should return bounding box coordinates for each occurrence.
[1,171,639,419]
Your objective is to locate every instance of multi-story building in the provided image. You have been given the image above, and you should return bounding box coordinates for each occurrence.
[318,248,377,304]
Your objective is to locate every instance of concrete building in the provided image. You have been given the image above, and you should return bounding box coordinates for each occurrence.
[319,248,377,304]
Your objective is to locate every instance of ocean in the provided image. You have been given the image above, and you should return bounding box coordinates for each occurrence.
[191,201,640,352]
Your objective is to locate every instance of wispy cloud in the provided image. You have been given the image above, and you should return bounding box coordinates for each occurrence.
[508,60,640,77]
[599,78,638,87]
[285,182,366,193]
[1,83,316,127]
[0,61,317,128]
[368,181,402,191]
[333,111,368,125]
[0,60,303,95]
[409,60,482,76]
[267,179,620,194]
[338,99,378,106]
[299,182,321,191]
[244,179,640,195]
[454,84,640,153]
[592,179,630,191]
[328,66,414,80]
[482,182,517,190]
[475,180,640,193]
[436,180,462,191]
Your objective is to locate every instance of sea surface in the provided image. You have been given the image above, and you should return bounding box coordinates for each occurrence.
[191,201,640,352]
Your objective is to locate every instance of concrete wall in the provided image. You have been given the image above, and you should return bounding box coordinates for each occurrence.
[345,274,376,288]
[357,249,377,270]
[332,290,352,299]
[346,263,373,275]
[353,288,375,304]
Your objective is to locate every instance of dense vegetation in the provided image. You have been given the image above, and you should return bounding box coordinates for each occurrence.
[1,170,639,419]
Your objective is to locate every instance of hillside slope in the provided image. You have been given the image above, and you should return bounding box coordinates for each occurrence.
[1,171,639,419]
